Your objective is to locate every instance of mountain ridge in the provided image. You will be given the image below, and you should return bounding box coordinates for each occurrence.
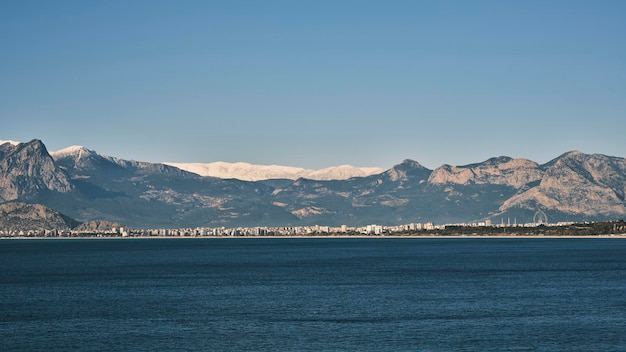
[49,144,386,181]
[162,161,385,181]
[0,202,80,231]
[0,139,73,202]
[1,139,624,228]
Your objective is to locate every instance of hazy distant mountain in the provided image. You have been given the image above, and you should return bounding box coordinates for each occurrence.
[74,219,125,233]
[163,161,385,181]
[306,165,386,181]
[1,139,625,228]
[0,140,20,146]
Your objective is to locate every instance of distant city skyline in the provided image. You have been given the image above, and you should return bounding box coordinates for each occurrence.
[2,1,625,169]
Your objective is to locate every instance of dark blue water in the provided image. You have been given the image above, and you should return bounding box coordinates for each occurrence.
[1,238,625,351]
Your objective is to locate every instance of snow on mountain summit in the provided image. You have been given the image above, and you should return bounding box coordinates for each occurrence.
[306,165,385,181]
[0,140,21,146]
[46,144,384,181]
[163,161,385,181]
[50,145,94,159]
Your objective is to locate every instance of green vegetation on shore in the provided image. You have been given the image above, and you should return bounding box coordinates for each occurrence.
[409,221,626,237]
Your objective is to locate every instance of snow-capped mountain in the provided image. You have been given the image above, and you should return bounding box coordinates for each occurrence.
[163,161,385,181]
[49,145,92,158]
[0,140,21,146]
[49,145,384,181]
[305,165,386,181]
[2,139,625,228]
[50,145,193,179]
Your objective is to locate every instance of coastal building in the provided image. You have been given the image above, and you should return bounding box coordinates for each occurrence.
[365,225,383,235]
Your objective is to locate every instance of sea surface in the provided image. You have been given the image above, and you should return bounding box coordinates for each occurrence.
[1,238,625,351]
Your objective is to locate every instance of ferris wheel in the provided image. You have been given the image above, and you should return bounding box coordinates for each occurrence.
[533,209,548,225]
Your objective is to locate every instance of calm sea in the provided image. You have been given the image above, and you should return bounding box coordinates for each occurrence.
[1,238,625,351]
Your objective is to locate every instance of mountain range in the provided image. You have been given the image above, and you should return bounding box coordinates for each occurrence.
[1,139,625,228]
[162,161,384,181]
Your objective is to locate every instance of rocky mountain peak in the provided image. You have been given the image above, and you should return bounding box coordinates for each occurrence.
[386,159,431,182]
[429,156,542,188]
[563,150,584,157]
[400,159,426,168]
[428,164,475,185]
[1,139,624,227]
[50,145,95,159]
[501,151,626,217]
[542,150,585,169]
[0,139,73,202]
[461,156,513,168]
[0,202,80,231]
[51,144,121,175]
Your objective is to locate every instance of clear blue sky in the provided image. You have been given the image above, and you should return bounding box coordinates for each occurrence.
[2,0,625,169]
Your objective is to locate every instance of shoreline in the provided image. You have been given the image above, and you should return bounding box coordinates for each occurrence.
[2,234,626,240]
